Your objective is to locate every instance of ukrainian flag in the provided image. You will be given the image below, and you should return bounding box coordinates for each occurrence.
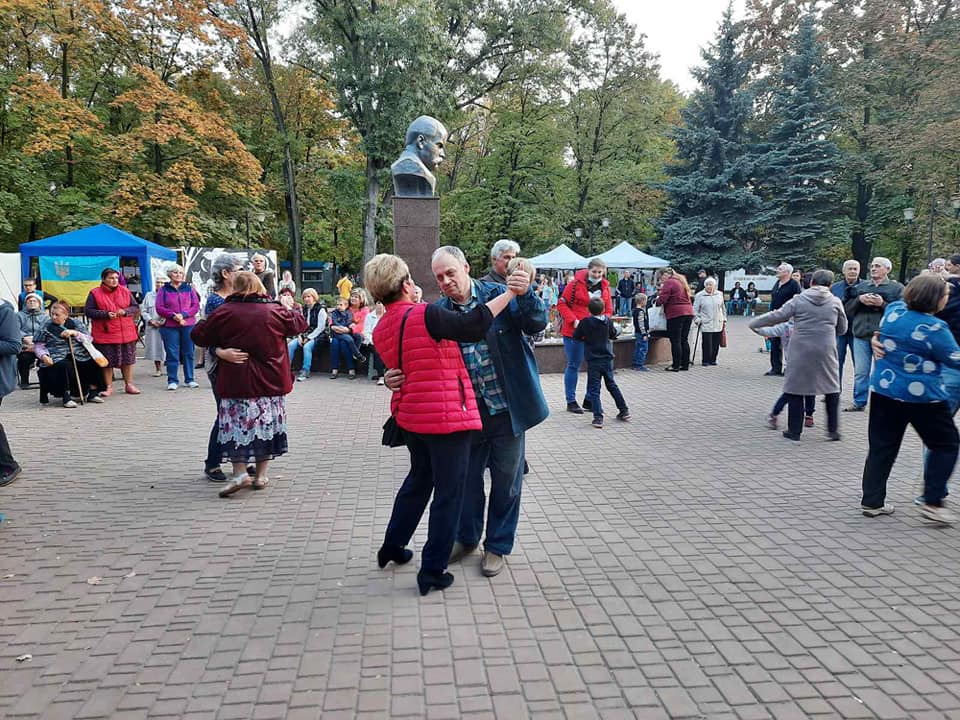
[39,256,120,306]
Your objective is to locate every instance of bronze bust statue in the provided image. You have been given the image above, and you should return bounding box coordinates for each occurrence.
[391,116,448,197]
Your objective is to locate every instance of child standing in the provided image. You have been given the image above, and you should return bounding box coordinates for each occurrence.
[574,297,630,428]
[632,294,650,371]
[861,274,960,524]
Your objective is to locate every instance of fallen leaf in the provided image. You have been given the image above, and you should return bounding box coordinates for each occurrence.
[86,576,102,585]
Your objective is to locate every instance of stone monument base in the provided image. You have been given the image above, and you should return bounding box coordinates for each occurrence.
[393,196,440,303]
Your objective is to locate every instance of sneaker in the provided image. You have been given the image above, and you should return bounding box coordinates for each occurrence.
[204,467,228,483]
[804,415,814,428]
[616,410,631,422]
[566,402,583,415]
[914,495,927,506]
[296,372,309,382]
[348,371,357,380]
[843,404,865,412]
[782,431,801,441]
[0,464,22,487]
[861,504,895,517]
[481,550,505,577]
[592,416,604,428]
[766,414,778,430]
[167,383,178,391]
[186,381,199,389]
[330,372,339,380]
[86,394,105,404]
[826,431,841,441]
[921,504,954,524]
[62,399,77,408]
[377,377,385,386]
[582,398,592,411]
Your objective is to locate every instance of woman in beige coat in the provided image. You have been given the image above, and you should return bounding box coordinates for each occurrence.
[693,277,727,365]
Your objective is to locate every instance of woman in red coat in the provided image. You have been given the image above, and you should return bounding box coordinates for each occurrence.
[655,267,695,371]
[84,267,141,396]
[366,253,520,596]
[556,258,612,413]
[190,272,307,497]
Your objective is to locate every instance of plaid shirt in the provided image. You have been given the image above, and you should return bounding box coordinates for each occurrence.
[453,284,508,415]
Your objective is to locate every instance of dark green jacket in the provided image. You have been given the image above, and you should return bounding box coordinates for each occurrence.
[843,278,905,338]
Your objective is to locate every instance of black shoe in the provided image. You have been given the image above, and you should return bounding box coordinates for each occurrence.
[18,382,30,390]
[764,370,784,376]
[826,431,841,441]
[377,545,414,569]
[566,402,584,414]
[665,366,680,372]
[679,366,689,371]
[246,465,256,477]
[205,467,229,483]
[39,393,48,405]
[616,410,631,421]
[782,431,801,441]
[417,570,455,596]
[582,398,592,411]
[0,464,22,487]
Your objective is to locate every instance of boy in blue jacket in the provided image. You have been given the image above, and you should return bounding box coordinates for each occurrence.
[574,297,630,428]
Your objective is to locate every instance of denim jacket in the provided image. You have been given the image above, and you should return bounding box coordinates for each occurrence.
[435,280,549,435]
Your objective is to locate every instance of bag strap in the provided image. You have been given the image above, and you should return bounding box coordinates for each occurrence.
[396,306,415,373]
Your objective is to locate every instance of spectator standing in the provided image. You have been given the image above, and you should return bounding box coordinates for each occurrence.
[750,270,846,441]
[830,259,861,388]
[156,264,201,391]
[574,296,630,428]
[18,278,44,311]
[251,254,277,298]
[632,293,650,371]
[190,271,306,497]
[17,292,46,388]
[655,267,695,372]
[557,258,613,413]
[140,275,167,377]
[289,289,327,382]
[481,239,520,284]
[84,267,140,396]
[0,300,21,486]
[694,277,727,366]
[765,263,802,376]
[843,257,904,411]
[727,282,746,315]
[695,269,708,293]
[616,272,637,316]
[336,271,353,300]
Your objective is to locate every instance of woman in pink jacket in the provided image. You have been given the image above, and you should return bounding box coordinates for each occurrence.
[156,263,201,390]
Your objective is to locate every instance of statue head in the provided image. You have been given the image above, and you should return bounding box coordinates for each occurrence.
[404,116,447,172]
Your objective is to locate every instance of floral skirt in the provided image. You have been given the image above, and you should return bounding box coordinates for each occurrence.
[217,396,288,463]
[96,342,137,368]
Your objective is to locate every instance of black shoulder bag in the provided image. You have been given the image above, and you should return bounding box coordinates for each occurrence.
[381,307,414,448]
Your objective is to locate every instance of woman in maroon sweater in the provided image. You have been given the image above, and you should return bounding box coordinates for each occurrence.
[191,272,307,497]
[656,267,695,371]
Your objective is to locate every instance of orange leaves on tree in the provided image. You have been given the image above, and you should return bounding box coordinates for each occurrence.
[10,74,103,157]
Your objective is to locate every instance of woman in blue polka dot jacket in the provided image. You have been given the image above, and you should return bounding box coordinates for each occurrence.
[862,273,960,525]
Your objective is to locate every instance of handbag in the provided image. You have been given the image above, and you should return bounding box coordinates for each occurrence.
[381,307,415,448]
[720,321,728,348]
[648,304,667,332]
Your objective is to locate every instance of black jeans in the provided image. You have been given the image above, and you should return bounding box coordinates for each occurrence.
[786,393,837,436]
[585,360,627,418]
[17,351,35,385]
[862,393,959,508]
[666,315,693,369]
[0,398,17,474]
[701,331,721,364]
[383,430,473,573]
[205,382,220,471]
[769,337,784,373]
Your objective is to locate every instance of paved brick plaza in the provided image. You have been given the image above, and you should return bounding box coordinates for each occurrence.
[2,317,959,719]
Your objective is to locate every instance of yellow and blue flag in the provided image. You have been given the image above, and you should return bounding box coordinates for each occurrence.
[39,256,120,306]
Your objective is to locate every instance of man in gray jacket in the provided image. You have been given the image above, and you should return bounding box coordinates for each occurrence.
[844,257,904,411]
[0,300,22,486]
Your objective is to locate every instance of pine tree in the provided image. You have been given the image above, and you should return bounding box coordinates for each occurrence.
[656,5,761,271]
[754,13,840,266]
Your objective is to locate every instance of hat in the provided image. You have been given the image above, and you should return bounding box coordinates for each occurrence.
[24,292,42,304]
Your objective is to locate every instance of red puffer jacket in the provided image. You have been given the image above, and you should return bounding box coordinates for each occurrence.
[190,295,307,399]
[557,269,613,338]
[374,301,481,434]
[87,284,139,344]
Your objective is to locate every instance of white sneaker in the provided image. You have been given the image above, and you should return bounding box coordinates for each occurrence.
[921,504,954,525]
[167,383,178,391]
[377,377,385,386]
[862,504,895,517]
[186,381,199,388]
[296,373,309,382]
[62,399,77,408]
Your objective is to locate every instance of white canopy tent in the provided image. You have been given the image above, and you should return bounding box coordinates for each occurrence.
[528,243,589,270]
[596,241,669,269]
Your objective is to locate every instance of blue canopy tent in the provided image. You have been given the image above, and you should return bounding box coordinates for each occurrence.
[20,224,177,304]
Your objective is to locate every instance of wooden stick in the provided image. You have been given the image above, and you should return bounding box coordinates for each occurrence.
[67,335,85,405]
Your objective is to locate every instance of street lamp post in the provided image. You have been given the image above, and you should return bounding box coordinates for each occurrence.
[902,205,916,283]
[573,227,583,254]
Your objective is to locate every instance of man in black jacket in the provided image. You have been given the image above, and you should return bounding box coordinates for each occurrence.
[616,272,637,316]
[766,262,801,376]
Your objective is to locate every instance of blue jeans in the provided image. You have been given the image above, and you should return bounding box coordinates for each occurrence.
[159,325,195,384]
[383,430,472,573]
[727,300,744,315]
[851,337,873,408]
[586,360,627,419]
[330,334,355,371]
[633,336,649,368]
[563,336,584,403]
[457,407,523,556]
[772,393,814,416]
[837,333,855,389]
[617,297,633,316]
[288,337,317,373]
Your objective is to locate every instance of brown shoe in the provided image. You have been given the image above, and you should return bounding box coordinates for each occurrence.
[448,541,477,564]
[481,551,505,577]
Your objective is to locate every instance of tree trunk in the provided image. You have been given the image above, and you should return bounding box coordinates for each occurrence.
[61,42,73,187]
[362,157,380,279]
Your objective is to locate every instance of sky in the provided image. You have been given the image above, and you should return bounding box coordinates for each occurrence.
[614,0,747,94]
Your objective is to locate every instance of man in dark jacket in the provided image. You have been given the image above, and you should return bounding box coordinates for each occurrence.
[0,300,22,486]
[616,272,637,316]
[830,259,861,388]
[766,263,802,376]
[843,256,903,411]
[481,239,519,285]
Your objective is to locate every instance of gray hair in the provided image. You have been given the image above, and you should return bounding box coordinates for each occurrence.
[251,253,267,263]
[777,262,794,274]
[211,253,241,291]
[431,246,468,266]
[704,277,717,288]
[842,259,860,271]
[490,238,520,260]
[811,269,834,287]
[872,257,892,271]
[164,262,184,275]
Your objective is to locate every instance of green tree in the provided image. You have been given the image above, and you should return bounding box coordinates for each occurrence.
[657,5,761,271]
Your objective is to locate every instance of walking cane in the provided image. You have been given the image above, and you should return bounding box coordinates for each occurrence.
[692,323,701,365]
[67,335,85,405]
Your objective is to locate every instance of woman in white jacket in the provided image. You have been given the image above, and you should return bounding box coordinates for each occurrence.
[141,275,167,376]
[693,277,727,366]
